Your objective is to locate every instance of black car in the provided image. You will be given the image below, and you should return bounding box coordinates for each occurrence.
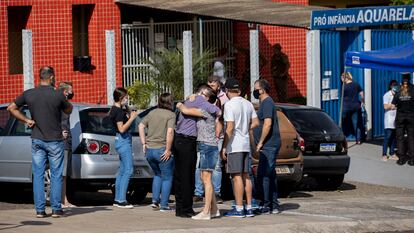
[277,104,350,190]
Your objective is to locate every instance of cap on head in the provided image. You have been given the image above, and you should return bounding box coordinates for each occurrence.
[224,78,240,89]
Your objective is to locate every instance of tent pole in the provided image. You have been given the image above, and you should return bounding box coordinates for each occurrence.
[339,67,347,128]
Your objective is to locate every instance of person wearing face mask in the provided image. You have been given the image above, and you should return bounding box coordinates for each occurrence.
[382,80,399,162]
[7,66,73,218]
[58,81,76,208]
[109,87,139,208]
[391,74,414,166]
[176,87,222,220]
[251,79,281,214]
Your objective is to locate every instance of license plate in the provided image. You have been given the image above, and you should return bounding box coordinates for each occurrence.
[320,143,336,152]
[275,166,291,174]
[133,167,142,176]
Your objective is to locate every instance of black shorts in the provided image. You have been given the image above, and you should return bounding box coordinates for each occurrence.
[226,152,249,174]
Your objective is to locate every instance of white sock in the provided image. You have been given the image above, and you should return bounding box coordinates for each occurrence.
[246,205,252,210]
[236,205,244,211]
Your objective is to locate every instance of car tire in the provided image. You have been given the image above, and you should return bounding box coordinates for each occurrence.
[44,167,51,203]
[315,174,344,190]
[126,186,148,204]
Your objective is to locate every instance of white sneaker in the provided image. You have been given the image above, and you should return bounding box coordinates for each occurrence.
[191,212,211,220]
[211,209,220,218]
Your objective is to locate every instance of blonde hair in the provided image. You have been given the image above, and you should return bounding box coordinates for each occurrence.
[342,72,353,81]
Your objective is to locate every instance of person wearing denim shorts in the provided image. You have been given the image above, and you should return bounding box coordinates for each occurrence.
[194,76,229,203]
[177,86,222,220]
[109,88,139,209]
[8,66,73,218]
[139,93,176,212]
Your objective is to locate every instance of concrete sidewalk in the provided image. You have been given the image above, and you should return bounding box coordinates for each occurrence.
[345,141,414,189]
[1,187,414,233]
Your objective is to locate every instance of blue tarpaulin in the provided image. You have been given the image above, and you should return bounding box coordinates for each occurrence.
[345,40,414,72]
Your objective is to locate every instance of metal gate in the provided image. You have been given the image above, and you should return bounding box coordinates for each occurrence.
[371,30,413,138]
[121,19,234,88]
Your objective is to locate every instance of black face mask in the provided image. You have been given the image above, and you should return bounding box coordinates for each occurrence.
[253,89,261,99]
[67,92,74,100]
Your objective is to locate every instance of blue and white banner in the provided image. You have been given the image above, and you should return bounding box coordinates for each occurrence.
[311,5,414,29]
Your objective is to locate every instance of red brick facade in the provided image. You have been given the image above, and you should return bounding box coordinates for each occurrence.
[0,0,308,104]
[0,0,122,104]
[234,0,308,101]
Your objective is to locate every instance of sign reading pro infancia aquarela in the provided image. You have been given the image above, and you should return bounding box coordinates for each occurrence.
[310,5,414,30]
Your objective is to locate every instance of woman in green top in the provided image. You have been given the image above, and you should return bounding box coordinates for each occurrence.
[138,93,176,211]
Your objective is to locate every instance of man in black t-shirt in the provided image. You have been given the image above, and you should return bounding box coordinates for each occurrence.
[7,66,73,218]
[252,79,281,214]
[391,74,414,166]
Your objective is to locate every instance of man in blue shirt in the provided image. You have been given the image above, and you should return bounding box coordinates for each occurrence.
[252,79,281,214]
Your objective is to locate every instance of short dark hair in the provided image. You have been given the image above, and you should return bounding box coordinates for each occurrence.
[196,84,211,95]
[388,80,398,90]
[255,79,270,93]
[39,66,55,80]
[113,87,128,102]
[207,75,221,85]
[158,93,173,110]
[58,81,73,91]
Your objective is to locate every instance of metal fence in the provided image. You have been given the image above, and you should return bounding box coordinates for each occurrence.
[121,19,234,89]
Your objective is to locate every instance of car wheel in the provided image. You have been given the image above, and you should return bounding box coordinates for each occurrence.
[315,174,344,190]
[44,168,51,203]
[126,186,148,204]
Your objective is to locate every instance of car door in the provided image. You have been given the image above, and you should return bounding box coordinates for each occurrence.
[0,107,33,183]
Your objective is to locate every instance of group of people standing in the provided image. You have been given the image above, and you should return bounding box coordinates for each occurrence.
[341,71,414,165]
[109,76,282,219]
[383,74,414,166]
[8,65,282,219]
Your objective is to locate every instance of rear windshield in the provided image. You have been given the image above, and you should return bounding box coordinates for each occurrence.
[79,108,148,136]
[284,109,340,134]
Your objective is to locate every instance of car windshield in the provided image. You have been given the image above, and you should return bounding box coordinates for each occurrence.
[284,109,340,134]
[79,108,153,136]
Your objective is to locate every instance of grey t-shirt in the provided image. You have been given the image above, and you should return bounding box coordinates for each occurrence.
[141,108,176,149]
[14,85,71,141]
[197,109,218,146]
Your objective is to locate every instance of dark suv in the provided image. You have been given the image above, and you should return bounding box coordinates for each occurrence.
[277,104,350,190]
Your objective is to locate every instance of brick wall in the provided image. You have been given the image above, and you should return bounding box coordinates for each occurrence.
[0,0,122,104]
[234,0,308,101]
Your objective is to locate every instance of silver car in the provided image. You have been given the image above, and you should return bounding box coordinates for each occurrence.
[0,103,153,203]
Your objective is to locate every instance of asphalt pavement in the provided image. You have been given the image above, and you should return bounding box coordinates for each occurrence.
[0,141,413,233]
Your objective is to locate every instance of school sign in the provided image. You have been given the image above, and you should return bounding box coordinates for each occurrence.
[310,5,414,29]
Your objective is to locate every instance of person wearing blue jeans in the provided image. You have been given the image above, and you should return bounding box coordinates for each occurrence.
[139,93,176,212]
[382,80,398,161]
[109,87,139,209]
[32,140,65,214]
[252,79,281,214]
[146,148,174,210]
[114,132,134,206]
[8,66,73,218]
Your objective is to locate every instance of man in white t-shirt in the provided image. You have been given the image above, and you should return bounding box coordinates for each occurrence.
[221,79,259,218]
[382,80,399,161]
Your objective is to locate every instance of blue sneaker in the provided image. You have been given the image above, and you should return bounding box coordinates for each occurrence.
[224,208,246,218]
[245,209,254,217]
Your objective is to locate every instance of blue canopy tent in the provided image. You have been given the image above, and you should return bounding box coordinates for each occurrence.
[339,40,414,136]
[345,40,414,72]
